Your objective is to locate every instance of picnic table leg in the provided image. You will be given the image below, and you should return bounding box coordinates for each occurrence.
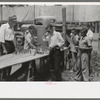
[26,63,31,81]
[31,60,37,76]
[1,66,12,81]
[40,56,48,68]
[26,61,36,81]
[0,70,4,81]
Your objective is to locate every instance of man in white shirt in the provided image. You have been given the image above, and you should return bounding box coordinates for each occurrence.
[0,15,17,55]
[0,15,17,80]
[42,24,64,81]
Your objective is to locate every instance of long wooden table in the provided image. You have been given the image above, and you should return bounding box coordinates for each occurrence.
[0,47,68,70]
[0,47,68,81]
[0,52,49,70]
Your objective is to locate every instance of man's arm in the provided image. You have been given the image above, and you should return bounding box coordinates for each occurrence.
[0,42,3,55]
[26,34,36,49]
[42,32,50,41]
[28,42,36,49]
[0,25,6,55]
[0,25,5,43]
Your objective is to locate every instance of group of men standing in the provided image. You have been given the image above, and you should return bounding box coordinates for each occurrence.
[42,24,94,81]
[0,15,94,81]
[68,26,93,81]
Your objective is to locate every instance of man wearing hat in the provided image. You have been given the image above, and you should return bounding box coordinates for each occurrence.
[42,24,64,81]
[0,15,17,80]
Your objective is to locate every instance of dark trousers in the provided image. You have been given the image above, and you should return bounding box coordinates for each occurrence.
[60,51,64,70]
[3,40,15,80]
[0,43,3,55]
[4,40,15,54]
[49,46,62,81]
[31,60,37,76]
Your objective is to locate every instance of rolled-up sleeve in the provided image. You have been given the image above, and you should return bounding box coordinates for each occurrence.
[0,25,5,43]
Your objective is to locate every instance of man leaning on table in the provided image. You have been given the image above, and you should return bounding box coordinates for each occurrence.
[42,24,64,81]
[0,15,17,80]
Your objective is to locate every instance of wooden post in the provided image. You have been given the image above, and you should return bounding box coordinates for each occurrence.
[62,7,72,44]
[95,22,98,33]
[34,5,35,20]
[98,22,100,54]
[97,22,99,33]
[0,5,2,23]
[62,7,66,41]
[62,7,66,70]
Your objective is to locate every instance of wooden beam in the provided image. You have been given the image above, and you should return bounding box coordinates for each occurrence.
[62,7,73,44]
[62,7,66,41]
[98,22,100,54]
[0,5,2,22]
[95,22,98,33]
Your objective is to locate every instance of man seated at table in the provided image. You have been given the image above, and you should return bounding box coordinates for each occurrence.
[42,24,64,81]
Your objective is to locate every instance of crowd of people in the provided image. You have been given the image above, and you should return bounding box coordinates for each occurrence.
[67,26,93,81]
[0,15,94,81]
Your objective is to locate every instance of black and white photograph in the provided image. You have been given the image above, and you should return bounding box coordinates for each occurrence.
[0,3,99,82]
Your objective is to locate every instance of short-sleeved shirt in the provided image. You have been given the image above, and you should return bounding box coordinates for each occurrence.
[79,36,92,48]
[0,23,14,43]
